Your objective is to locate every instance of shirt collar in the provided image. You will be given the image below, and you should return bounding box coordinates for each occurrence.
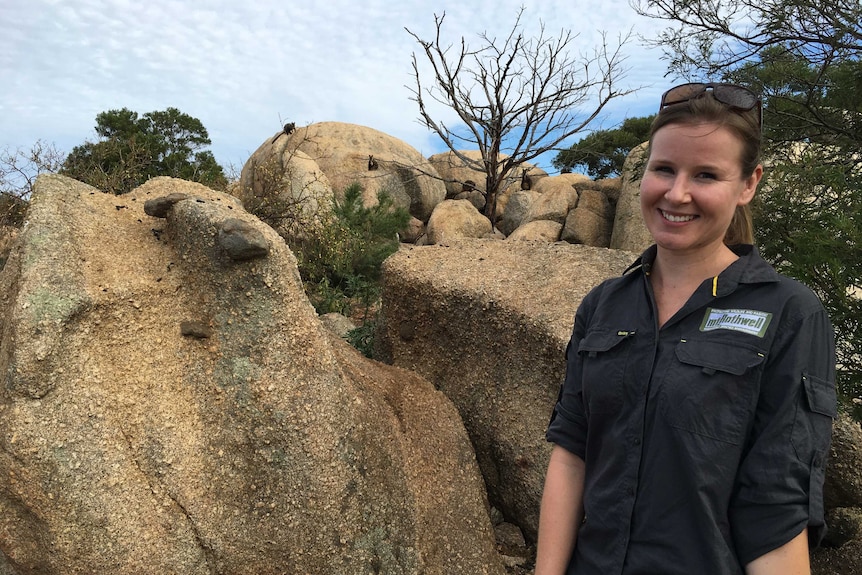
[624,244,781,295]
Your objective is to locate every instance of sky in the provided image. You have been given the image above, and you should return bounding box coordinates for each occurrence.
[0,0,676,176]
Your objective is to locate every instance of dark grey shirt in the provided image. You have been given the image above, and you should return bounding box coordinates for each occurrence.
[547,245,836,575]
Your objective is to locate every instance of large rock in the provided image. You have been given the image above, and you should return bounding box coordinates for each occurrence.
[506,220,562,242]
[609,142,652,252]
[812,540,862,575]
[426,199,493,244]
[284,122,446,222]
[578,176,622,205]
[237,138,333,239]
[376,239,638,542]
[561,189,613,247]
[498,190,539,237]
[526,176,580,223]
[0,175,504,575]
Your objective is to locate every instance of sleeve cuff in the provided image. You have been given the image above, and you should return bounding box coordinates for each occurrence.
[546,402,587,460]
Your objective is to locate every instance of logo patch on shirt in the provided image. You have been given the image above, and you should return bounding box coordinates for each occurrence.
[700,308,772,338]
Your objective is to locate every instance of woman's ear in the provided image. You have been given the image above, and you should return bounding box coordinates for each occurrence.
[738,164,763,206]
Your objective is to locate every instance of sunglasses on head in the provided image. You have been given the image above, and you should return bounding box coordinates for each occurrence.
[659,82,762,129]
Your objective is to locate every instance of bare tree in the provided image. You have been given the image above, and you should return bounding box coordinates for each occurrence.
[631,0,862,144]
[0,140,65,226]
[631,0,861,77]
[406,8,633,222]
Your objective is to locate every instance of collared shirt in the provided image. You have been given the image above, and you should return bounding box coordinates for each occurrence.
[547,244,836,575]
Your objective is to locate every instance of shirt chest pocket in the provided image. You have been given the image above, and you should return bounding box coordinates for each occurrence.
[578,329,635,414]
[660,339,766,445]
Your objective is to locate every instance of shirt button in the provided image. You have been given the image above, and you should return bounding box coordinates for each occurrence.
[634,438,641,446]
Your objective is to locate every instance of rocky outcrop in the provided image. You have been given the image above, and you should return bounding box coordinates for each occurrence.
[376,239,638,542]
[0,175,504,575]
[499,174,618,248]
[283,122,446,222]
[427,151,548,221]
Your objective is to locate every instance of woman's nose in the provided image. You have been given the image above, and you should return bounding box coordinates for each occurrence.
[664,176,691,203]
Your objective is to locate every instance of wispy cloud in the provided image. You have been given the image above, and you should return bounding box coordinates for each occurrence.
[1,0,671,173]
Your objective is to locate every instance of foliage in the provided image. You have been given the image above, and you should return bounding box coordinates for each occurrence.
[239,152,329,241]
[406,7,632,222]
[0,140,65,227]
[294,182,407,317]
[347,322,377,358]
[62,107,227,194]
[553,115,654,178]
[753,148,862,407]
[635,0,862,412]
[631,0,861,81]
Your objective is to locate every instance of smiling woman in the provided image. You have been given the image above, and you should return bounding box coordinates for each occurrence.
[537,83,837,575]
[639,121,760,273]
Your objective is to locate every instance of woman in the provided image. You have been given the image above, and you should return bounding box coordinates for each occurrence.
[536,83,837,575]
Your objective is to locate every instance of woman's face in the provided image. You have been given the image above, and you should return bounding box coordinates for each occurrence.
[640,121,762,258]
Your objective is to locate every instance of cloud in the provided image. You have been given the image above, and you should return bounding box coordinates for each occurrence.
[0,0,672,174]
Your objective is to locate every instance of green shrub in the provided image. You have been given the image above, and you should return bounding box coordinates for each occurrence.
[346,321,377,358]
[248,180,408,354]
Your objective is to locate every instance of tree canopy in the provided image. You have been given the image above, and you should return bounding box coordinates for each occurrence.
[62,107,227,194]
[553,115,654,178]
[406,8,632,222]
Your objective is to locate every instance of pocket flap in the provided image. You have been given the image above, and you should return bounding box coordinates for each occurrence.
[802,373,837,418]
[675,340,766,376]
[578,329,634,356]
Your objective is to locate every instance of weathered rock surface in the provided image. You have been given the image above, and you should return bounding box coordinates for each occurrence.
[426,199,493,244]
[506,220,562,242]
[826,412,862,508]
[524,183,579,226]
[318,312,356,339]
[561,189,613,247]
[237,141,334,239]
[284,122,446,222]
[0,175,504,575]
[819,411,862,569]
[498,190,539,237]
[376,239,638,542]
[813,539,862,575]
[610,142,652,252]
[578,176,622,205]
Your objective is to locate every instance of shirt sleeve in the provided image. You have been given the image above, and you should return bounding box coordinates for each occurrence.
[546,291,594,460]
[730,295,837,565]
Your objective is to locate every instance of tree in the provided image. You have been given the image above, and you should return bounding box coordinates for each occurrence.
[0,140,65,226]
[62,107,227,194]
[553,115,654,178]
[632,0,862,143]
[406,8,632,222]
[633,0,862,409]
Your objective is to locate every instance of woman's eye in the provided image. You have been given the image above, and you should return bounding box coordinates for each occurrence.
[697,172,717,180]
[652,165,673,174]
